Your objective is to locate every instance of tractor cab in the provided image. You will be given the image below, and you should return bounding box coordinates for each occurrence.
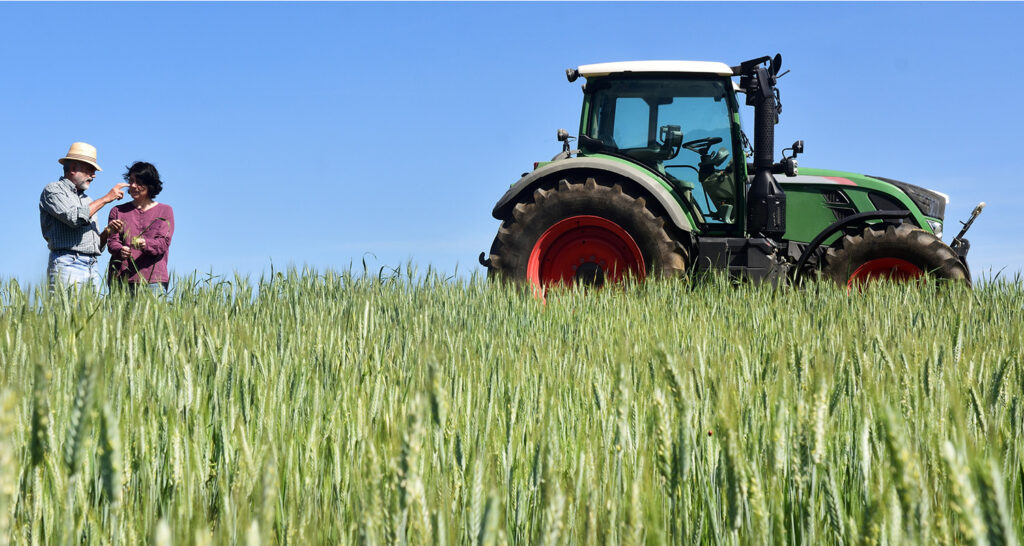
[573,62,745,229]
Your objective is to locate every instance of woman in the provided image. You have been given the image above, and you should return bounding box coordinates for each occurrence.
[107,162,175,294]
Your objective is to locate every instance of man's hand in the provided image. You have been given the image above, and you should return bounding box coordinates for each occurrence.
[99,218,124,248]
[89,183,130,218]
[104,183,129,203]
[119,246,132,260]
[105,219,125,235]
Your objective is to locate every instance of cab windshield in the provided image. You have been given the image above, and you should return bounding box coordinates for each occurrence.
[582,76,739,224]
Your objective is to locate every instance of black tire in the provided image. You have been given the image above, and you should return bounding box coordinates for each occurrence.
[822,223,970,286]
[487,175,688,285]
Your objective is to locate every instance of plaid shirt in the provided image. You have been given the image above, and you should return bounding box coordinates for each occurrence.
[39,177,102,255]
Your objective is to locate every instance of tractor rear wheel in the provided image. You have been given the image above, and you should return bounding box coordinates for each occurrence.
[822,223,969,288]
[487,176,688,290]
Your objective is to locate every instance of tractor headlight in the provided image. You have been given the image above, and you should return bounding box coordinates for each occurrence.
[871,176,949,220]
[927,220,943,239]
[891,181,948,220]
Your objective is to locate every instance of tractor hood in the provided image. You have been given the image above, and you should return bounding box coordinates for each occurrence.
[866,176,948,220]
[778,167,948,221]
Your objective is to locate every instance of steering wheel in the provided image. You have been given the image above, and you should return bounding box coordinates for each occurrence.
[682,136,723,155]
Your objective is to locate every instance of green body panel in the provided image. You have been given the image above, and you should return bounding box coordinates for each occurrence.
[783,167,937,243]
[780,188,841,243]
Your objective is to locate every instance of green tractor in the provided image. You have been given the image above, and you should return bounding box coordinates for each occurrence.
[481,54,984,290]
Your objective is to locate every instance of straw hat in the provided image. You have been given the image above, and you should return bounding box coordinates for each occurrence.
[57,142,102,171]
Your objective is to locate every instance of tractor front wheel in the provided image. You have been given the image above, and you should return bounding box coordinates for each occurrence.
[822,223,969,288]
[487,176,688,291]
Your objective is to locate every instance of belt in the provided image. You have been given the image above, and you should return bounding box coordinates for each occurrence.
[52,250,100,259]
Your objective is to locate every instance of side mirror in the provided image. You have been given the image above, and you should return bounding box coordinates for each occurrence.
[771,54,782,76]
[557,129,577,153]
[783,140,804,160]
[659,125,683,148]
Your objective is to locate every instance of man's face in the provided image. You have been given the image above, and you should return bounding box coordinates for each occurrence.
[66,161,97,191]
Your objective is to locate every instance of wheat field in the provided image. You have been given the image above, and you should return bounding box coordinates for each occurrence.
[0,269,1021,544]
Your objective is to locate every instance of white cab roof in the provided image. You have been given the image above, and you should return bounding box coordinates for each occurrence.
[577,60,734,78]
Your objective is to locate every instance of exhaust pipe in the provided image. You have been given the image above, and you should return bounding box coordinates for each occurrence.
[733,55,787,239]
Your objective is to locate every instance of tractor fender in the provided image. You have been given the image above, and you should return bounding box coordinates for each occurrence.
[791,210,912,284]
[491,157,693,232]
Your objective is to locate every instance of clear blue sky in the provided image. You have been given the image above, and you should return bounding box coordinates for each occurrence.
[3,2,1021,285]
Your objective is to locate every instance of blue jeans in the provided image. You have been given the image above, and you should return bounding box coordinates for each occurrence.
[47,251,101,290]
[143,282,168,296]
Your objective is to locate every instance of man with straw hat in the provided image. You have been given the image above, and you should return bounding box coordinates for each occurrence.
[39,142,129,289]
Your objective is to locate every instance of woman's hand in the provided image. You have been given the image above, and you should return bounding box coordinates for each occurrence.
[119,246,132,260]
[131,236,146,250]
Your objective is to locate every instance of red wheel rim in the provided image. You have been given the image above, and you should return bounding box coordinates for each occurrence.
[847,257,924,289]
[527,215,646,290]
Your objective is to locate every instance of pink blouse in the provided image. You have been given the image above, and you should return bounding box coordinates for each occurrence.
[107,202,175,284]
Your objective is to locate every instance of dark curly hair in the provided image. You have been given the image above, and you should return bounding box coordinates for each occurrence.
[122,161,163,198]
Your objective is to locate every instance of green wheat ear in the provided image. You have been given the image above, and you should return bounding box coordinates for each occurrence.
[154,519,171,546]
[260,453,278,539]
[97,404,122,506]
[63,357,96,477]
[0,390,18,546]
[974,458,1017,546]
[29,359,51,467]
[941,441,985,544]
